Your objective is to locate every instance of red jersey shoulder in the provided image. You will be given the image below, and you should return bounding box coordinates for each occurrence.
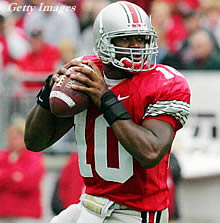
[128,64,191,129]
[135,64,191,103]
[156,64,190,95]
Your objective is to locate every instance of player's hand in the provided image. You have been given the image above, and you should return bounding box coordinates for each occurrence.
[70,60,108,108]
[51,60,84,87]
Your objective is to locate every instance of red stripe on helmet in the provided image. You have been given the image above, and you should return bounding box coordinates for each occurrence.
[124,2,139,24]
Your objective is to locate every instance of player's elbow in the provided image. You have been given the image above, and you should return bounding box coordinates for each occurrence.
[139,137,172,168]
[139,153,160,168]
[138,145,163,169]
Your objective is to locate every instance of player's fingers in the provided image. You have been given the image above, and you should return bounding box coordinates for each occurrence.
[82,60,102,79]
[85,60,101,75]
[63,60,84,69]
[57,67,73,77]
[71,84,89,94]
[73,67,95,81]
[73,63,101,82]
[71,74,94,87]
[52,73,60,83]
[57,67,68,75]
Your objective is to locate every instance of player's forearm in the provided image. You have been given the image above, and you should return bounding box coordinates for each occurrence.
[24,104,58,151]
[25,104,75,152]
[111,120,170,168]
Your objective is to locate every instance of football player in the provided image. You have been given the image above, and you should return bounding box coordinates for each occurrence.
[24,1,191,223]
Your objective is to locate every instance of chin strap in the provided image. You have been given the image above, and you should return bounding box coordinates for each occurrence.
[119,57,144,70]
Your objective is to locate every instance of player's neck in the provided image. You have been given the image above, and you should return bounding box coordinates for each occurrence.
[104,64,133,79]
[104,74,126,89]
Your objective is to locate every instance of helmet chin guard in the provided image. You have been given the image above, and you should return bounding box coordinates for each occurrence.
[119,57,156,72]
[93,1,158,72]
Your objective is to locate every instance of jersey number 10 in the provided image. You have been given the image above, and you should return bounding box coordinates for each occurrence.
[75,111,133,183]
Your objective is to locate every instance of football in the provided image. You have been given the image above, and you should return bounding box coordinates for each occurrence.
[49,65,91,117]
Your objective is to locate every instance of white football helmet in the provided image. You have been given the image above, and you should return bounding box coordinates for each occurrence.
[93,1,158,72]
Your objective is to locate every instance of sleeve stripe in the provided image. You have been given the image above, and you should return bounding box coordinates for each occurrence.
[143,100,190,126]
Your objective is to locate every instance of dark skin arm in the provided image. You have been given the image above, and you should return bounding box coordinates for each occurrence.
[24,105,74,151]
[111,119,174,168]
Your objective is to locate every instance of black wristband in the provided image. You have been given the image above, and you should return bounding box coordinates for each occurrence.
[36,74,53,110]
[101,91,131,126]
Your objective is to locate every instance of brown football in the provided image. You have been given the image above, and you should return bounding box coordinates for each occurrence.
[49,66,91,117]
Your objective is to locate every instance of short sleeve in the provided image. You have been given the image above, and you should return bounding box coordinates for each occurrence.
[143,65,191,130]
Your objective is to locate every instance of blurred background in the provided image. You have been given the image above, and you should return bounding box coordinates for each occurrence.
[0,0,220,222]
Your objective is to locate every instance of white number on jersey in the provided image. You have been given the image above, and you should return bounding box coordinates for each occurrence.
[75,110,133,183]
[156,65,184,79]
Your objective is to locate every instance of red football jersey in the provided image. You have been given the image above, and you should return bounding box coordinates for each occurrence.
[74,55,190,212]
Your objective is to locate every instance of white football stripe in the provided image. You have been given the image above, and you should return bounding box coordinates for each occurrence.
[50,91,76,108]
